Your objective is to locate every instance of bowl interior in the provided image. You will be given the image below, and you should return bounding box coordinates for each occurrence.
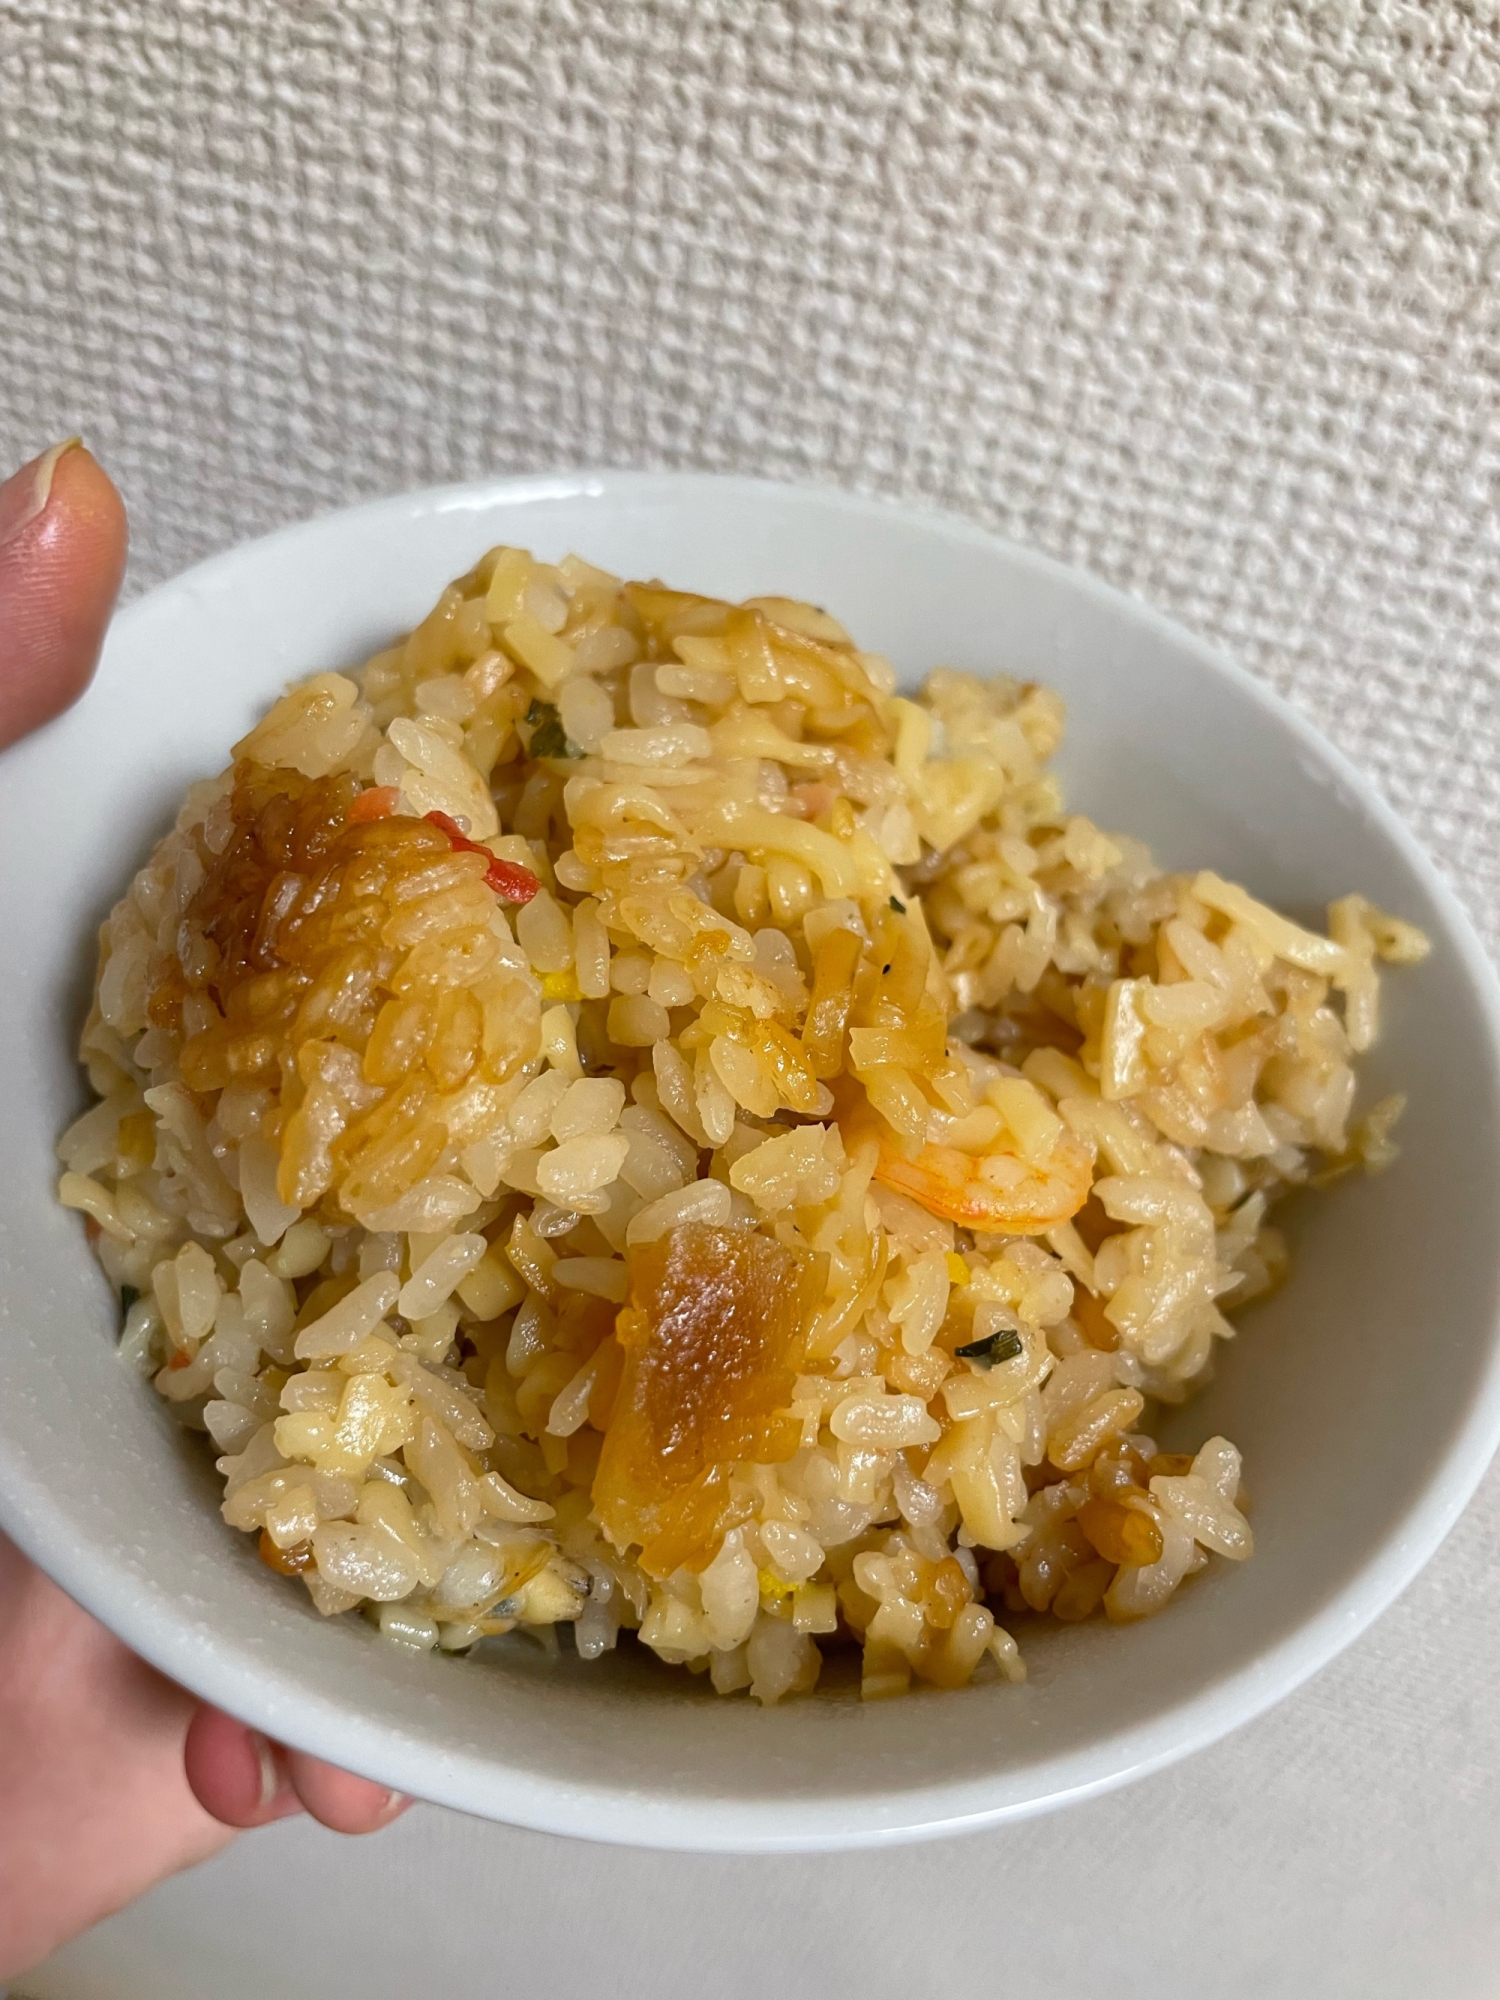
[3,471,1499,1850]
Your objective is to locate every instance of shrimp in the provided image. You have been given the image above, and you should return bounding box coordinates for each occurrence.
[874,1130,1094,1233]
[840,1092,1094,1233]
[840,1080,1096,1232]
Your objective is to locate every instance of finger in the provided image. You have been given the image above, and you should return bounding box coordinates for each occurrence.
[0,439,129,750]
[0,1534,233,1976]
[182,1705,305,1831]
[284,1749,411,1835]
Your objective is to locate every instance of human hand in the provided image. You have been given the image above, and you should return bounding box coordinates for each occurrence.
[0,443,411,1984]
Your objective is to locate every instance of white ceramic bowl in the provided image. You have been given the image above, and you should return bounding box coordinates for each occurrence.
[3,472,1499,1852]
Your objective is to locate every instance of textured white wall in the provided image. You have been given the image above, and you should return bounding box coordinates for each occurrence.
[6,9,1500,1996]
[4,1,1498,945]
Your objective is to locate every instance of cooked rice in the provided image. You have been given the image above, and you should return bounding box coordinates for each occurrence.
[59,549,1429,1704]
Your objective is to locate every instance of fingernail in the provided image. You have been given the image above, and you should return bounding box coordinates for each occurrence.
[379,1790,410,1817]
[249,1730,281,1810]
[0,438,83,551]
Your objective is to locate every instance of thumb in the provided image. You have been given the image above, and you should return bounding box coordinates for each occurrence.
[0,439,129,750]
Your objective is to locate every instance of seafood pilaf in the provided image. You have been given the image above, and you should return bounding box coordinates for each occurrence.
[58,548,1428,1704]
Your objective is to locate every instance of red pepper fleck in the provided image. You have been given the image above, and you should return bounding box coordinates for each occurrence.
[425,808,484,852]
[424,811,540,905]
[347,784,400,824]
[167,1345,193,1370]
[482,855,543,904]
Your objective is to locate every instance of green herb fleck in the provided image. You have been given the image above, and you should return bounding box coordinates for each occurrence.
[525,699,580,760]
[889,895,906,913]
[954,1328,1024,1369]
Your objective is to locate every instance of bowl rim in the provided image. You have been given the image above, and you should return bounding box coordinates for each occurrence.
[4,465,1500,1851]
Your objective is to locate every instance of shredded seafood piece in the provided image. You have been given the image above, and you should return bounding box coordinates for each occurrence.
[61,541,1426,1705]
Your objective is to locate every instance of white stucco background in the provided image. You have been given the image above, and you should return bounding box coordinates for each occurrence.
[4,5,1498,1994]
